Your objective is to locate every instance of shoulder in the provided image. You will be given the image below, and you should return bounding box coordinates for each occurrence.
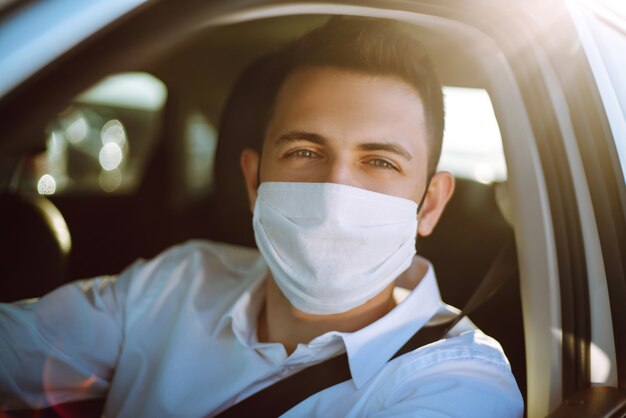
[125,240,263,288]
[140,239,261,271]
[412,329,512,371]
[405,304,515,376]
[373,330,523,417]
[384,329,515,383]
[118,240,265,318]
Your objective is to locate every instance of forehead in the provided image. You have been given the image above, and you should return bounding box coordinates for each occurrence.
[266,67,428,156]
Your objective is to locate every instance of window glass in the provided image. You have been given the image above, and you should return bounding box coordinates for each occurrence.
[21,72,167,195]
[438,86,506,184]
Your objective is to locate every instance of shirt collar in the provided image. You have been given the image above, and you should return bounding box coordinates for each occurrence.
[212,253,442,389]
[211,264,267,343]
[341,256,442,389]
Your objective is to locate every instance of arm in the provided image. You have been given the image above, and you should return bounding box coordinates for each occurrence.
[0,275,128,409]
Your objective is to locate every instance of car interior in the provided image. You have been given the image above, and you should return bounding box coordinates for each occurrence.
[2,10,571,416]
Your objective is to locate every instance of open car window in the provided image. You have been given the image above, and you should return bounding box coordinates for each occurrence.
[19,72,167,195]
[439,86,506,184]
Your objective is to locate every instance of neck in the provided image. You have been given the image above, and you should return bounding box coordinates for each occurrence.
[257,277,397,355]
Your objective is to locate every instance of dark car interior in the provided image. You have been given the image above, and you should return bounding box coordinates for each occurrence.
[0,13,526,408]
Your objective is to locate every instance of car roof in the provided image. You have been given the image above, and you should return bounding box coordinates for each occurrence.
[0,0,147,97]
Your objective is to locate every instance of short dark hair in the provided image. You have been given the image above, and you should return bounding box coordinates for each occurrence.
[219,17,445,178]
[263,17,445,176]
[214,17,444,238]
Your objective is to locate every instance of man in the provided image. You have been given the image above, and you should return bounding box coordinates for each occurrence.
[1,17,523,417]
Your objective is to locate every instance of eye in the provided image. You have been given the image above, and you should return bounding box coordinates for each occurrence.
[287,149,320,159]
[368,158,399,171]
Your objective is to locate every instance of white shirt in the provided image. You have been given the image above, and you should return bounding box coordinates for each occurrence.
[0,240,523,417]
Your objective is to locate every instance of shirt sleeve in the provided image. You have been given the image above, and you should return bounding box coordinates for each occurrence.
[371,353,524,418]
[0,262,140,409]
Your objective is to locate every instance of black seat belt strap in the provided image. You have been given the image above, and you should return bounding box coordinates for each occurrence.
[442,234,517,335]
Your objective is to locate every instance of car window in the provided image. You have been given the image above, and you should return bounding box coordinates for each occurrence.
[438,86,506,184]
[19,71,167,195]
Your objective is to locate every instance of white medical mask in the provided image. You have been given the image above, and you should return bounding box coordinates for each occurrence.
[253,182,419,315]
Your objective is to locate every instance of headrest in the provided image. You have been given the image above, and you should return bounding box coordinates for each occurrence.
[211,54,282,247]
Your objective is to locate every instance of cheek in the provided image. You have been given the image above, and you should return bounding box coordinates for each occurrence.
[258,145,279,181]
[258,152,310,183]
[404,181,426,204]
[386,166,427,203]
[361,176,422,203]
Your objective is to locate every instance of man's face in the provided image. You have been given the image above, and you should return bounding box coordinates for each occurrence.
[242,66,453,237]
[260,67,430,204]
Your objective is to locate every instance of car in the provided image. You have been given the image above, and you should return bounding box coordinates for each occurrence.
[1,0,625,417]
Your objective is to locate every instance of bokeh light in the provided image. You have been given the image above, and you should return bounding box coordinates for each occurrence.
[99,168,122,192]
[101,119,126,146]
[37,174,56,195]
[65,112,89,144]
[98,143,123,171]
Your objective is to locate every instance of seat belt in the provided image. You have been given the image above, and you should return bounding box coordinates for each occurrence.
[215,234,518,418]
[214,322,449,418]
[442,234,517,335]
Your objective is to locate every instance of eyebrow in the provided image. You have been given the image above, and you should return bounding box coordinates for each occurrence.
[274,131,326,147]
[273,131,412,161]
[359,142,413,161]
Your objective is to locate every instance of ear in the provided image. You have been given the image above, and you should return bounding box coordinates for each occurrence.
[417,171,455,237]
[240,148,260,213]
